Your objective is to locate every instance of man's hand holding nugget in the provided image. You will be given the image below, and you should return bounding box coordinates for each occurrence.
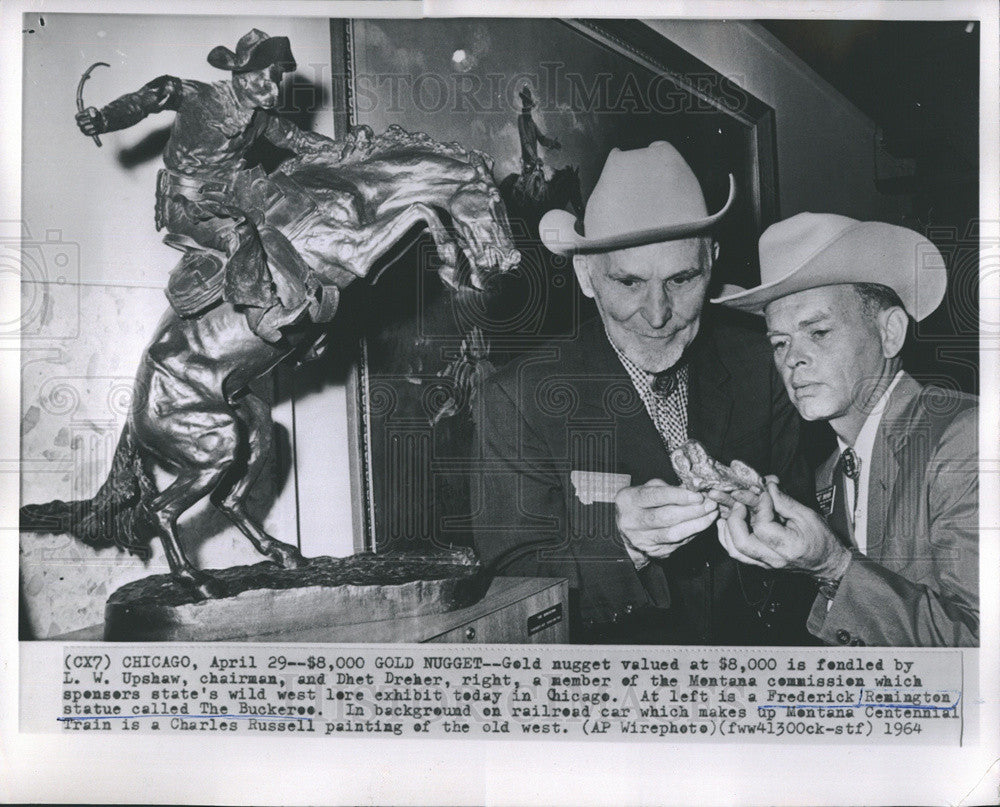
[616,479,720,566]
[718,480,851,581]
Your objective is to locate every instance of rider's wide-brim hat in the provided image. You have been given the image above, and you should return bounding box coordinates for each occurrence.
[711,212,947,321]
[538,140,735,256]
[208,29,297,74]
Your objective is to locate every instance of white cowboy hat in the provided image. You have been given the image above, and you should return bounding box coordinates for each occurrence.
[712,212,947,321]
[538,141,735,256]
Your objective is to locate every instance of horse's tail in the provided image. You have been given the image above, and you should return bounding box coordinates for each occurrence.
[19,424,158,558]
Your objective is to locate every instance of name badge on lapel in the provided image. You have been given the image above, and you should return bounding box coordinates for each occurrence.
[816,485,836,516]
[570,471,631,505]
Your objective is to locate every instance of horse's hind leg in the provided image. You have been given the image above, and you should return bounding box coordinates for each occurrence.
[135,400,243,598]
[148,466,231,599]
[213,393,307,569]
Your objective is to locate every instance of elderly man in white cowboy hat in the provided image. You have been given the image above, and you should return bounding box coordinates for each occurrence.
[472,141,817,645]
[75,29,338,333]
[714,213,978,647]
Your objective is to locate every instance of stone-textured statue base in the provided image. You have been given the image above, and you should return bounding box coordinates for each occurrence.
[103,550,486,641]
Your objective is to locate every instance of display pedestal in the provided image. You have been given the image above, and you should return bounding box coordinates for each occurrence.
[103,553,484,641]
[53,577,568,644]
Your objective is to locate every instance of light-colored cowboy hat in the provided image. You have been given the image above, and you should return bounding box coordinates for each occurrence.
[712,212,947,321]
[538,141,735,256]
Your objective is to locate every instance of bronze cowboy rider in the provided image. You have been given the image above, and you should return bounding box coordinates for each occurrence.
[75,29,340,341]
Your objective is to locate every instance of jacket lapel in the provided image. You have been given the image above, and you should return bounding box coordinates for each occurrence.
[564,319,674,605]
[686,325,734,457]
[567,319,674,483]
[865,373,921,561]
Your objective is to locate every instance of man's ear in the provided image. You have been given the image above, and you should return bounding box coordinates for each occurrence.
[878,306,908,359]
[572,254,596,299]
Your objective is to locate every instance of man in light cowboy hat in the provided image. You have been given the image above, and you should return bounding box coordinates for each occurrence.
[472,141,817,644]
[75,29,338,340]
[714,213,978,647]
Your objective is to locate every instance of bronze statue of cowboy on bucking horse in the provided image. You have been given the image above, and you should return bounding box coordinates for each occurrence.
[21,30,520,599]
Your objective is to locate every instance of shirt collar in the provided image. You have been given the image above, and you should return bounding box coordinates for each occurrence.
[836,370,904,465]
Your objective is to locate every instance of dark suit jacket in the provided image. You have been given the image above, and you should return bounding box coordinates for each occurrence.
[808,373,979,647]
[472,309,816,644]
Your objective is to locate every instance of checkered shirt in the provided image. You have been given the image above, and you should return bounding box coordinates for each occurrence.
[608,335,689,450]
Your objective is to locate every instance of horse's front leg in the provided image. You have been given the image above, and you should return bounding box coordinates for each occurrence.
[347,203,461,288]
[213,393,307,570]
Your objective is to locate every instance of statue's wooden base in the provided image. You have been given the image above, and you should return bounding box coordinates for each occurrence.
[103,552,486,642]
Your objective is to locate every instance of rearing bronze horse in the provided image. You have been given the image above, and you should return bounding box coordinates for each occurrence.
[21,125,520,597]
